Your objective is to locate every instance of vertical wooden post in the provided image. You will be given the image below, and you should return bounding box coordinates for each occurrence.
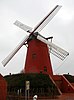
[25,81,30,100]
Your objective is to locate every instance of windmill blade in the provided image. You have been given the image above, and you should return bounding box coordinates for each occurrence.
[14,20,32,33]
[32,5,62,33]
[1,35,29,67]
[48,45,66,60]
[37,35,69,60]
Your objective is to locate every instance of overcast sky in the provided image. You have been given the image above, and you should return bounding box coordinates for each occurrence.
[0,0,74,76]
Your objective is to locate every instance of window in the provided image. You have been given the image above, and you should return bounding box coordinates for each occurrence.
[40,71,42,74]
[44,66,47,72]
[32,53,36,59]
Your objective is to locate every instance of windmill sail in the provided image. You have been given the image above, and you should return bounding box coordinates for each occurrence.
[14,5,61,34]
[14,20,32,32]
[48,45,67,60]
[2,35,29,67]
[37,35,69,60]
[32,5,62,33]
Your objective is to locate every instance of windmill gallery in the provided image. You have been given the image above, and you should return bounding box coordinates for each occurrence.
[1,5,74,99]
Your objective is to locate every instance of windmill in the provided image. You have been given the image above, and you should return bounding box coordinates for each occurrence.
[2,5,69,76]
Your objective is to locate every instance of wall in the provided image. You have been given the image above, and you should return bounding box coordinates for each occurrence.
[0,74,7,100]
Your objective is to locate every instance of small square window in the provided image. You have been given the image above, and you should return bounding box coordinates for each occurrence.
[44,66,47,72]
[32,53,36,59]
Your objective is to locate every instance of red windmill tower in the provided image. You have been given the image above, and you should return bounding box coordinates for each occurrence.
[2,5,69,76]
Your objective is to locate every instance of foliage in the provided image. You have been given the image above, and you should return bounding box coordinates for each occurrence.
[4,73,60,96]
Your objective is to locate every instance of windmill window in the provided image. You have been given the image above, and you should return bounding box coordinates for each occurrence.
[44,66,47,72]
[40,70,42,74]
[32,53,36,59]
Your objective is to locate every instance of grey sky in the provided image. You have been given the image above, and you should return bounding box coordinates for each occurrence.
[0,0,74,76]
